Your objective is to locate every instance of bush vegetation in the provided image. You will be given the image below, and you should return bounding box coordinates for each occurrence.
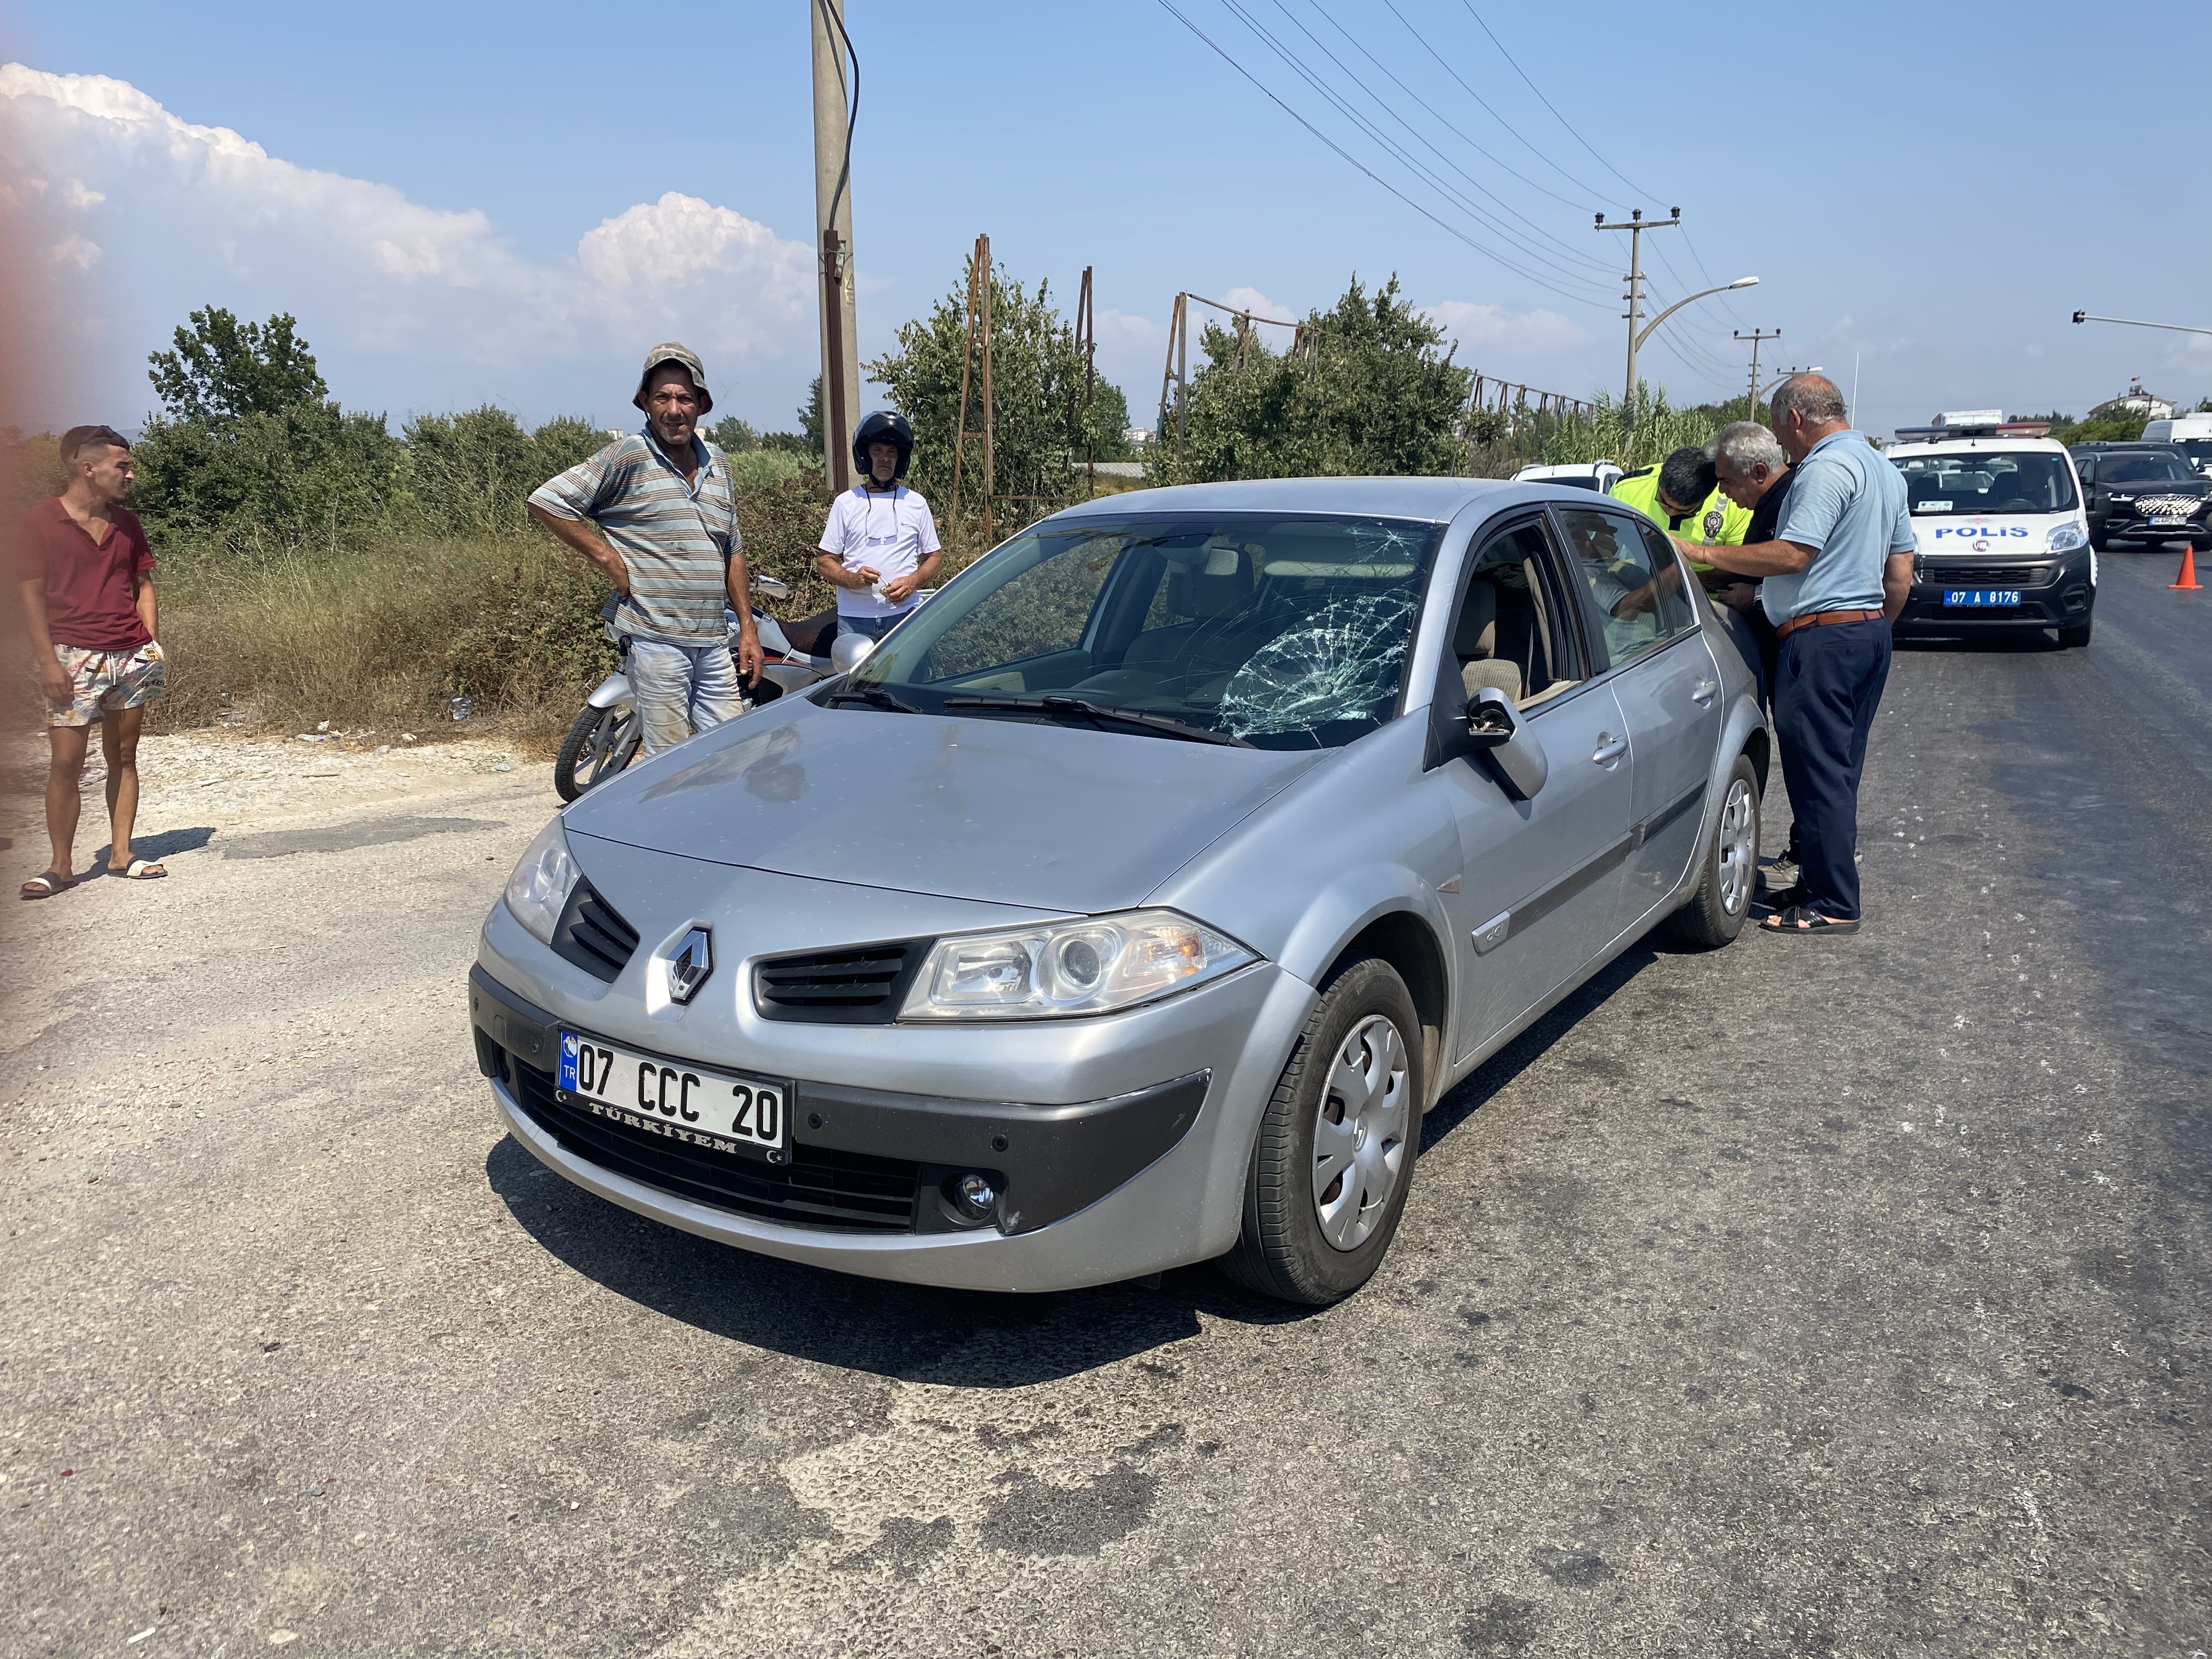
[1,308,847,746]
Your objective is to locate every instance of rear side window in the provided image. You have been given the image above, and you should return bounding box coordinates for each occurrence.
[1555,505,1700,667]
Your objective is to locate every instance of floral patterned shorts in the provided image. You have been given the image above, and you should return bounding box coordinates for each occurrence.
[44,640,166,728]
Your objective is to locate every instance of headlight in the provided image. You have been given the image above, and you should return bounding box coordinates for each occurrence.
[899,909,1257,1020]
[2047,522,2088,553]
[504,817,581,946]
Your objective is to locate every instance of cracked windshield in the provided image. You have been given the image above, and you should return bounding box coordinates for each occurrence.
[848,515,1442,748]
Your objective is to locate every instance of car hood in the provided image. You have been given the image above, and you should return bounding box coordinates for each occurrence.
[1912,510,2078,555]
[560,697,1332,914]
[2100,477,2211,496]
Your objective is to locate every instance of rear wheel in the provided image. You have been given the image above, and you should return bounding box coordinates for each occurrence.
[1664,753,1760,949]
[1222,956,1423,1306]
[554,704,641,802]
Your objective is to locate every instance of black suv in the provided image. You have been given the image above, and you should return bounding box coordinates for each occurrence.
[2070,443,2212,549]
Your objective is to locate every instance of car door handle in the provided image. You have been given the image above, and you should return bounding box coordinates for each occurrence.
[1592,733,1628,765]
[1691,679,1719,706]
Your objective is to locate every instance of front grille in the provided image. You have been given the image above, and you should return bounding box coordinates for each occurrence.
[2124,494,2207,519]
[552,881,640,983]
[754,941,928,1025]
[507,1058,919,1231]
[1919,563,2052,587]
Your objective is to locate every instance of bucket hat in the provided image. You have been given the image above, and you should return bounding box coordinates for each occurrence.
[632,342,713,414]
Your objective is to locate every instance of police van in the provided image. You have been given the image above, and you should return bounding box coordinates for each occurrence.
[1887,411,2096,647]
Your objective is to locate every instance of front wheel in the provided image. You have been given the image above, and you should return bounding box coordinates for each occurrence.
[2056,615,2093,648]
[1222,956,1424,1306]
[1664,753,1760,948]
[553,704,641,802]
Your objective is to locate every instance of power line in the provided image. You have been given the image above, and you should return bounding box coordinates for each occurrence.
[1216,0,1610,296]
[1233,0,1615,291]
[1375,0,1611,211]
[1150,0,1610,308]
[1285,0,1617,277]
[1459,2,1649,204]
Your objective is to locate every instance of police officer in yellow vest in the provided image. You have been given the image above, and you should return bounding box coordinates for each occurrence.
[1609,445,1752,590]
[1612,444,1769,708]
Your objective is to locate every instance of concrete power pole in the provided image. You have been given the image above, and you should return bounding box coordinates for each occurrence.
[1595,207,1681,411]
[1735,329,1780,416]
[810,0,861,492]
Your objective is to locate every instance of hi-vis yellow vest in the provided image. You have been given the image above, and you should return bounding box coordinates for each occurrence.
[1608,467,1751,572]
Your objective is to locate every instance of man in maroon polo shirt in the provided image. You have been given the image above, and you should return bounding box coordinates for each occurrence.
[16,424,168,897]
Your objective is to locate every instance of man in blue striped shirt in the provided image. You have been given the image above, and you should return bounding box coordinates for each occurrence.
[528,343,763,756]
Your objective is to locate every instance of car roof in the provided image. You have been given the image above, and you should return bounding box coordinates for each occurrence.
[1888,436,2070,458]
[1047,476,1549,524]
[2069,441,2179,451]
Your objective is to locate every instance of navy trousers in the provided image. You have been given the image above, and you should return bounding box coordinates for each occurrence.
[1773,618,1892,920]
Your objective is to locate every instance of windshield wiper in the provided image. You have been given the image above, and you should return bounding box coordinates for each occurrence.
[821,683,919,713]
[941,692,1254,748]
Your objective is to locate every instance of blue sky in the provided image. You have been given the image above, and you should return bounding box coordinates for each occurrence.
[4,0,2208,441]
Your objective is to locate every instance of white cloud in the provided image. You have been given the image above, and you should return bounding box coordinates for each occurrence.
[1423,300,1584,357]
[0,64,816,420]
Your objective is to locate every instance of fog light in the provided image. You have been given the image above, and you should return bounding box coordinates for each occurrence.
[946,1171,998,1222]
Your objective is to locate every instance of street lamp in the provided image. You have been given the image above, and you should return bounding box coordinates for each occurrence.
[1758,366,1821,399]
[2072,309,2212,339]
[1627,277,1758,415]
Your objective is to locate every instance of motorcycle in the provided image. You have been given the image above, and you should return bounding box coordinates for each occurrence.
[552,576,889,802]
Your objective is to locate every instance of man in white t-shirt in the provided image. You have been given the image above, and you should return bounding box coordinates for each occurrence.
[816,410,943,641]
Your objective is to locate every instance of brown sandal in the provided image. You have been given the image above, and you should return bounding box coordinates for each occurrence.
[20,870,74,900]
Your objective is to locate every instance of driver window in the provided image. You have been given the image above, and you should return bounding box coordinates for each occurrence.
[1451,521,1579,710]
[1557,505,1697,667]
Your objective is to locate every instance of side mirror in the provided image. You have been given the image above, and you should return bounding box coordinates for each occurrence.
[751,574,793,601]
[1459,685,1548,798]
[830,633,876,675]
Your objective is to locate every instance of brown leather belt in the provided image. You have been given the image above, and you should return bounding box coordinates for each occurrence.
[1778,607,1884,639]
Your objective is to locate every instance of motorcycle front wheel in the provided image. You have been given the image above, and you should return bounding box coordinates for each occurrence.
[553,704,642,802]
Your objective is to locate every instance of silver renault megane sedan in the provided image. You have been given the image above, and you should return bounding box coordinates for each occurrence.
[470,477,1766,1304]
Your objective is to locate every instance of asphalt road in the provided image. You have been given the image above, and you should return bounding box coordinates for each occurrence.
[4,552,2209,1658]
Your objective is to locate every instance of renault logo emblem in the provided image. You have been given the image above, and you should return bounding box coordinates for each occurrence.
[668,927,713,1005]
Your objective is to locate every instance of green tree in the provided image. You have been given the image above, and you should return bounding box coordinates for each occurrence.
[707,415,760,453]
[867,258,1128,534]
[131,401,405,554]
[148,307,328,421]
[1152,275,1473,484]
[398,407,604,538]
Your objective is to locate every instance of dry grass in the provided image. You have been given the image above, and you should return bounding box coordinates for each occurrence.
[152,535,612,749]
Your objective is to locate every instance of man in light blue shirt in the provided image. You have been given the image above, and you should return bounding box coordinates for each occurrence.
[1677,375,1914,934]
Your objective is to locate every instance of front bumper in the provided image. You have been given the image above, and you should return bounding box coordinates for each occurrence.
[471,882,1320,1290]
[2095,511,2212,546]
[1894,551,2095,633]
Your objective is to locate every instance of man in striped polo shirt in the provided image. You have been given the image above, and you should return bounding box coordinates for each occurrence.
[528,343,763,757]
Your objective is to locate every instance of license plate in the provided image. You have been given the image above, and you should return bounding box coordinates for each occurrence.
[556,1029,789,1156]
[2149,517,2189,528]
[1943,589,2021,607]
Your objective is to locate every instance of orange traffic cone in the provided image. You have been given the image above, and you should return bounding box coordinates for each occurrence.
[2174,546,2204,591]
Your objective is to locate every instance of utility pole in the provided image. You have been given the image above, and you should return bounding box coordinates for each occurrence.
[1076,266,1096,498]
[1734,329,1780,416]
[1595,206,1681,412]
[810,0,861,493]
[950,235,995,540]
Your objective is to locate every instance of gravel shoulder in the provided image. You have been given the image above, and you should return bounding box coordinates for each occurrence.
[2,622,2208,1659]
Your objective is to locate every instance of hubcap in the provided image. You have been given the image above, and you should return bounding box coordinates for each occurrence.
[1311,1013,1410,1252]
[1716,777,1756,916]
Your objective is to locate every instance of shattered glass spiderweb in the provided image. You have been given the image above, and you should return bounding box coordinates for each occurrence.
[1219,592,1421,738]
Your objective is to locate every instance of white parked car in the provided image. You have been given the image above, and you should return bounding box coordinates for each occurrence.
[1510,461,1625,495]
